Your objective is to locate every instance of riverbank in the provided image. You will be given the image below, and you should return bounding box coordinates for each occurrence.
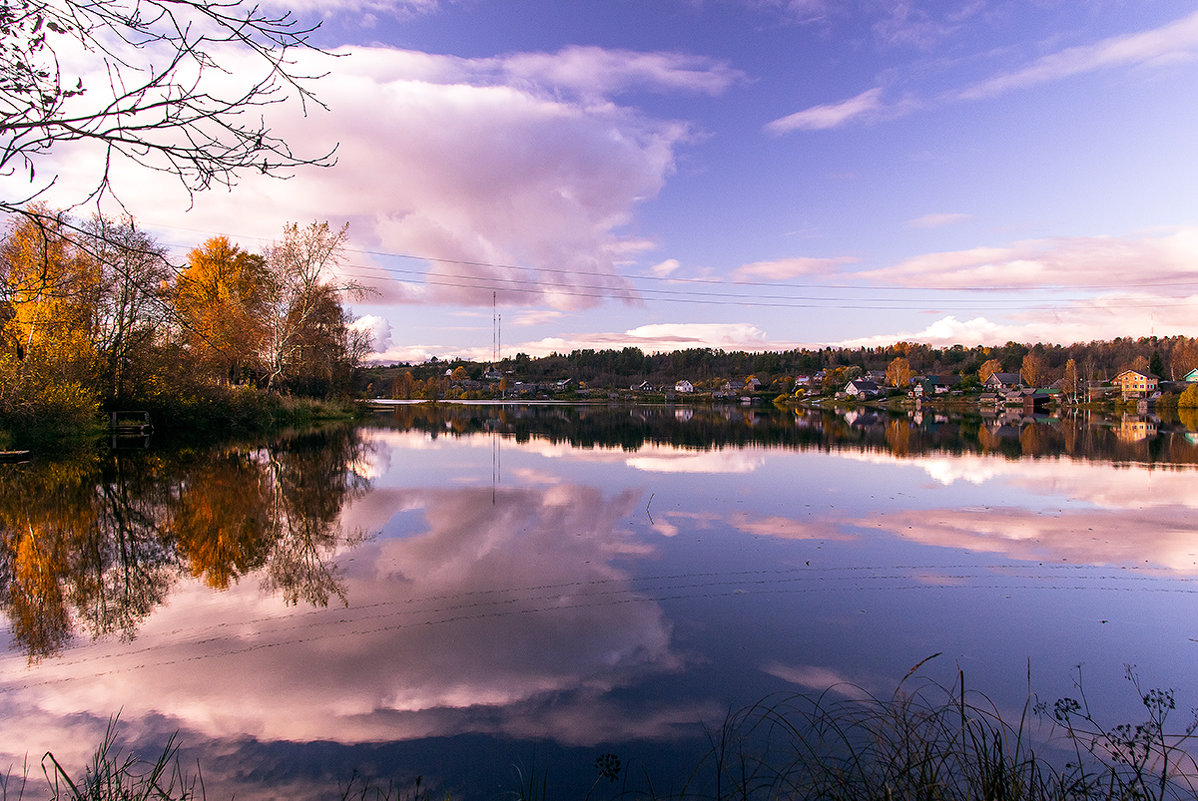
[0,387,366,451]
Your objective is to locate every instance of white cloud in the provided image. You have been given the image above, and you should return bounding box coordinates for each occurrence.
[764,87,888,133]
[766,9,1198,133]
[958,9,1198,101]
[502,46,744,100]
[650,258,682,277]
[350,314,393,353]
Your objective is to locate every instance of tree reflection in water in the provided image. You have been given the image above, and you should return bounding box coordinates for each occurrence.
[0,426,369,660]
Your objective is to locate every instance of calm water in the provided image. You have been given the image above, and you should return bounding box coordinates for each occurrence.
[3,404,1198,800]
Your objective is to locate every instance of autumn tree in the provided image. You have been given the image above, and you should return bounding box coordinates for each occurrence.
[173,236,273,384]
[978,358,1003,383]
[0,208,101,427]
[1020,352,1049,388]
[885,356,914,388]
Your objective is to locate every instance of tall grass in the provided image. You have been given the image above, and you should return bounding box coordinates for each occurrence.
[686,663,1198,801]
[3,718,200,801]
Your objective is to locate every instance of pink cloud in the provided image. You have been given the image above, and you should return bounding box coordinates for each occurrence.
[732,256,860,281]
[860,228,1198,290]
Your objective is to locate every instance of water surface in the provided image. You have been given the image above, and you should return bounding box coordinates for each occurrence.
[2,406,1197,799]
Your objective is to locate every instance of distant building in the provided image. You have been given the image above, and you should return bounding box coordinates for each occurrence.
[674,380,695,393]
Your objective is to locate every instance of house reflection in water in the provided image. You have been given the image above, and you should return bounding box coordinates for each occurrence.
[1117,414,1158,441]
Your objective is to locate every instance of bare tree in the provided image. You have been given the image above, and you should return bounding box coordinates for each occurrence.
[1,0,335,220]
[260,221,369,392]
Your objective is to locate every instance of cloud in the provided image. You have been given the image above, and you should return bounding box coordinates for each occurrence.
[764,87,888,133]
[262,0,442,17]
[502,46,745,99]
[350,314,393,353]
[767,9,1198,134]
[861,227,1198,290]
[904,213,971,230]
[510,309,566,327]
[957,9,1198,101]
[761,662,874,700]
[515,322,778,357]
[3,480,683,750]
[650,258,682,277]
[24,43,719,314]
[732,256,859,281]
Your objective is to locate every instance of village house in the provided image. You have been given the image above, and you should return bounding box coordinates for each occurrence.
[911,374,962,397]
[1184,368,1198,383]
[674,380,695,393]
[983,372,1022,390]
[1113,369,1159,399]
[843,379,882,398]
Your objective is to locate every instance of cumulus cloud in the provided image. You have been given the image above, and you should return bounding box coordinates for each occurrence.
[350,314,393,353]
[24,42,730,315]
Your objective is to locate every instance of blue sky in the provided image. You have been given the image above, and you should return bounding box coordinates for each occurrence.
[23,0,1198,361]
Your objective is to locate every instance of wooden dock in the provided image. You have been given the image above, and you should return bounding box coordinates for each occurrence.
[110,411,154,435]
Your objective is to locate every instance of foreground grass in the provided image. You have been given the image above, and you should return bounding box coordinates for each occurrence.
[7,667,1197,801]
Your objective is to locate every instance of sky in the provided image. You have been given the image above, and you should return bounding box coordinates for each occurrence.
[13,0,1198,362]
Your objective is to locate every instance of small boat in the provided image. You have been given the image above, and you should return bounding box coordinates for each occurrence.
[0,450,31,462]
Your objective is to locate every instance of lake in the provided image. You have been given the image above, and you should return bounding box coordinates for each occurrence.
[2,403,1198,800]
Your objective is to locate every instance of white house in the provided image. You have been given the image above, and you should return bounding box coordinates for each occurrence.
[674,380,695,393]
[844,379,881,397]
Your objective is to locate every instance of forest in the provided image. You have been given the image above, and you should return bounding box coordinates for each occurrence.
[0,210,368,444]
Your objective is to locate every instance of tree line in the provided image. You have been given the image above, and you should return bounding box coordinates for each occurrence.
[0,210,368,441]
[366,337,1198,397]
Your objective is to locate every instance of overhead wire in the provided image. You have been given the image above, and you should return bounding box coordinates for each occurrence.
[143,220,1198,313]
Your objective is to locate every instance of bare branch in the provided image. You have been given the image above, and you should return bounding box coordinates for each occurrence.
[1,0,337,219]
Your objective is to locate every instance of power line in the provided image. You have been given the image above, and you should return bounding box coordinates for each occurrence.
[143,220,1198,297]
